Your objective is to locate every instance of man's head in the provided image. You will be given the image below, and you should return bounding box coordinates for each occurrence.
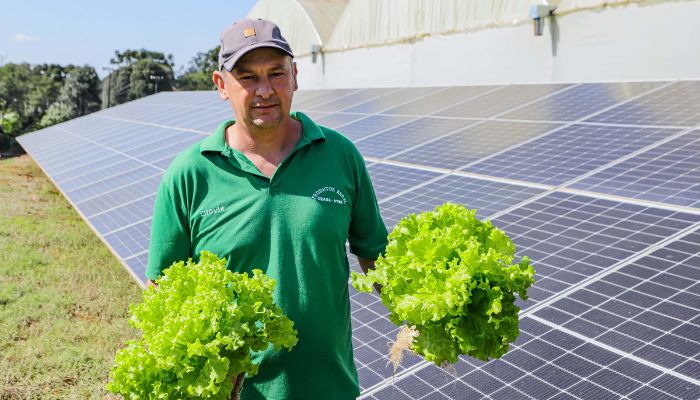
[213,18,298,131]
[217,18,294,73]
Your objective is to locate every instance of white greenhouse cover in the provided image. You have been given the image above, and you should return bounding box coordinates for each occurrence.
[247,0,349,56]
[324,0,691,51]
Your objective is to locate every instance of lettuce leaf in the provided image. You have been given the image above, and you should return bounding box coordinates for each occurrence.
[107,251,298,399]
[352,203,534,365]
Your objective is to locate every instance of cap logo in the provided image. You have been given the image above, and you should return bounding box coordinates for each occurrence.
[244,28,256,38]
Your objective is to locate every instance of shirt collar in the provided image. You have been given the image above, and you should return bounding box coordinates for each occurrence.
[199,111,325,155]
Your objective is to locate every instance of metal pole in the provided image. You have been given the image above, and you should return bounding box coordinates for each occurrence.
[102,66,115,108]
[107,73,112,107]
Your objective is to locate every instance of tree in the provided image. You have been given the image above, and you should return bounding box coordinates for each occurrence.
[0,63,32,135]
[0,63,61,153]
[102,49,175,108]
[40,66,101,127]
[0,63,101,153]
[175,46,219,91]
[128,58,174,99]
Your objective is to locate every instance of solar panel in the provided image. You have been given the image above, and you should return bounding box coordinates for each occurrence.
[125,252,150,282]
[367,163,444,201]
[292,88,361,110]
[291,88,331,105]
[533,229,700,372]
[133,135,203,164]
[498,82,664,122]
[88,194,155,235]
[295,110,328,121]
[309,88,395,112]
[491,192,700,308]
[382,85,503,116]
[52,153,130,184]
[335,114,414,142]
[341,87,442,114]
[65,165,162,204]
[389,120,564,170]
[16,80,700,400]
[356,117,475,158]
[586,81,700,127]
[569,129,700,208]
[362,315,700,399]
[379,173,546,229]
[435,83,572,119]
[313,113,365,129]
[103,219,152,260]
[350,286,426,390]
[464,124,680,185]
[77,174,163,217]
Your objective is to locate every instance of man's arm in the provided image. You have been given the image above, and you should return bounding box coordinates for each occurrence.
[146,172,192,284]
[357,257,375,274]
[358,257,382,294]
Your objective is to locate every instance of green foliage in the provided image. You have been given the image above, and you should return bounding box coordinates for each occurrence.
[352,203,535,365]
[0,63,100,152]
[176,46,220,91]
[102,49,175,108]
[0,63,35,148]
[110,49,174,66]
[39,66,101,128]
[107,251,298,399]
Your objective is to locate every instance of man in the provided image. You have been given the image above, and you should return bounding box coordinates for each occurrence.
[145,18,388,400]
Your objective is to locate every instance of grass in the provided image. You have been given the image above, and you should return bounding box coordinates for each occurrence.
[0,155,142,399]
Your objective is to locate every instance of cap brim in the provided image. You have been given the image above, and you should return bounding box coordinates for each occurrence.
[221,43,294,72]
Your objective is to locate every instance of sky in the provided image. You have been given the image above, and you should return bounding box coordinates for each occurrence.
[1,0,258,77]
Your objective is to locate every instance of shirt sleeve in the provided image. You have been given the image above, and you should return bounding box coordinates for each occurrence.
[145,173,191,280]
[348,154,388,260]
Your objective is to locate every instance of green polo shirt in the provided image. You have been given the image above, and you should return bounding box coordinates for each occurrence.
[146,112,387,400]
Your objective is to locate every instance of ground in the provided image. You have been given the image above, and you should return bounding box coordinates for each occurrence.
[0,155,142,399]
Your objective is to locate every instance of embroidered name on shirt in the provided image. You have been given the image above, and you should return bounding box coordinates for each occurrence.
[312,186,347,205]
[200,206,225,217]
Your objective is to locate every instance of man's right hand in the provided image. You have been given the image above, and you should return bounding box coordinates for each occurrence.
[146,279,158,288]
[232,372,245,400]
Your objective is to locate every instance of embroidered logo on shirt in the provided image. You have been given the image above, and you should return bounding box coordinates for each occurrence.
[200,206,225,217]
[312,186,347,205]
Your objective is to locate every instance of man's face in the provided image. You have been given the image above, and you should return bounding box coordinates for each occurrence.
[218,47,297,131]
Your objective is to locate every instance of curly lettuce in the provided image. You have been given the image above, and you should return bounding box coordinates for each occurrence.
[107,251,297,399]
[352,203,534,365]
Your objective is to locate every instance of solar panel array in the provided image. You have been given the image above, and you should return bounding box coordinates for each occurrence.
[18,80,700,399]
